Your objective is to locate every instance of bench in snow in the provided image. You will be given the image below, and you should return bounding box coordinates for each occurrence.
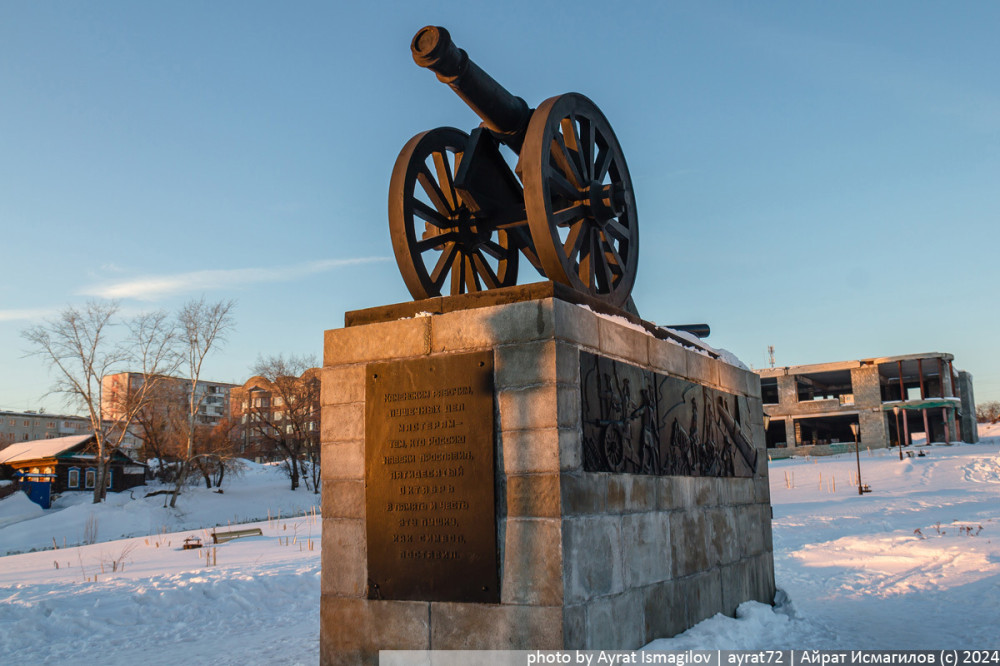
[210,527,263,544]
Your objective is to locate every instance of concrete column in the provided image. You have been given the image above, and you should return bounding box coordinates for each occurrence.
[850,366,888,449]
[776,375,797,408]
[784,417,796,448]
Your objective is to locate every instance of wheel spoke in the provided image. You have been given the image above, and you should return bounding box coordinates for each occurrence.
[514,227,544,273]
[563,220,588,263]
[450,249,465,294]
[430,242,458,291]
[552,203,587,228]
[415,231,459,253]
[411,198,451,228]
[597,237,615,291]
[481,239,507,260]
[561,116,589,182]
[604,217,631,243]
[432,150,458,211]
[577,227,594,287]
[594,143,613,183]
[417,164,453,217]
[546,168,580,201]
[601,233,626,276]
[551,131,585,189]
[579,115,595,182]
[472,250,501,289]
[464,255,480,292]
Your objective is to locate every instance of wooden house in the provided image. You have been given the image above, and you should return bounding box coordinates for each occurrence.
[0,434,146,495]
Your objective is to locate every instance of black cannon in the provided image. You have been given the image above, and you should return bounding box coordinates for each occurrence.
[389,26,639,309]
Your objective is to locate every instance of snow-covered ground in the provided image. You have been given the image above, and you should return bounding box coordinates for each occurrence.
[2,428,999,663]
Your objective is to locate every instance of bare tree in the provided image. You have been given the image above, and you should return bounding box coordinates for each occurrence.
[237,354,320,492]
[22,301,178,503]
[129,380,188,480]
[169,298,236,508]
[976,401,1000,424]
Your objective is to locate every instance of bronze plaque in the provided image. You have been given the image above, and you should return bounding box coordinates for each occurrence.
[365,351,498,603]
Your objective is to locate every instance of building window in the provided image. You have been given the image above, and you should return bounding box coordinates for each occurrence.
[68,468,80,488]
[85,468,96,489]
[106,469,113,489]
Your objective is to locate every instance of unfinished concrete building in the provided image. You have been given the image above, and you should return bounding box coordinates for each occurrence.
[758,353,977,456]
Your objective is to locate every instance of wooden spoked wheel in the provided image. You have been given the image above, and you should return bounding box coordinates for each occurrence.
[389,127,519,299]
[522,94,638,308]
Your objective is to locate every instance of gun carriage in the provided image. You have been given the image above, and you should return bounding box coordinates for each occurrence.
[389,26,639,309]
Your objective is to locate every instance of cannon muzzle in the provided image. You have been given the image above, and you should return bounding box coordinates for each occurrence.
[411,26,532,150]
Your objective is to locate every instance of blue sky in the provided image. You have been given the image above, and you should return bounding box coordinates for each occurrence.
[2,1,998,413]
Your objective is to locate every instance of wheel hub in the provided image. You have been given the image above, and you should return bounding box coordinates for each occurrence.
[587,181,626,226]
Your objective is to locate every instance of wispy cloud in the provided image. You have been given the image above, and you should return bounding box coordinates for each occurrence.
[79,257,393,301]
[0,308,58,322]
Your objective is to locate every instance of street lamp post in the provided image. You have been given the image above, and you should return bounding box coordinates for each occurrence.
[851,421,869,494]
[893,406,903,461]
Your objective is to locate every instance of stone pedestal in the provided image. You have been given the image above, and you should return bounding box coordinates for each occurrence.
[321,284,775,665]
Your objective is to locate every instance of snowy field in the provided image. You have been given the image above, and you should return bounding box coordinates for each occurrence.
[2,429,999,663]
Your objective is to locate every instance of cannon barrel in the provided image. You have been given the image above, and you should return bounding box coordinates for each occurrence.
[411,26,532,149]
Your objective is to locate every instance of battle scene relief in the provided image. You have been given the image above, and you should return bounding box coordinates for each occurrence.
[580,352,758,477]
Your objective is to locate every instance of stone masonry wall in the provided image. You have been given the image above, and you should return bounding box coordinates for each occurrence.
[320,295,775,664]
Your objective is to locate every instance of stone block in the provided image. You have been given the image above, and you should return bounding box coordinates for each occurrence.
[501,518,563,605]
[555,341,580,385]
[629,476,657,512]
[506,474,561,518]
[563,603,588,649]
[648,338,687,378]
[430,300,554,353]
[560,473,607,515]
[322,439,364,480]
[321,364,365,406]
[563,515,624,603]
[322,403,364,443]
[726,478,756,506]
[737,504,766,559]
[753,554,776,604]
[622,512,671,587]
[606,475,629,514]
[607,475,656,514]
[670,510,710,578]
[558,386,581,429]
[370,601,432,650]
[429,603,563,649]
[496,340,557,389]
[559,428,582,472]
[320,596,371,666]
[320,597,430,664]
[718,361,750,397]
[597,316,650,367]
[720,559,753,616]
[686,350,720,389]
[322,479,365,519]
[586,589,645,649]
[325,318,430,366]
[498,385,558,431]
[681,568,723,626]
[708,506,738,566]
[501,428,561,475]
[754,474,771,504]
[693,478,717,507]
[657,476,694,511]
[553,298,600,349]
[643,580,686,643]
[321,518,366,597]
